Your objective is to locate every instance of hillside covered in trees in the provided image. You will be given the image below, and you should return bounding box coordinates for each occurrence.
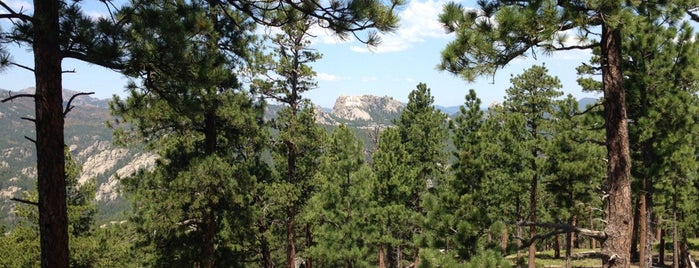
[1,0,699,268]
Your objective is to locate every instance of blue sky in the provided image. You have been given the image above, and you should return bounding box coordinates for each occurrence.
[1,0,600,108]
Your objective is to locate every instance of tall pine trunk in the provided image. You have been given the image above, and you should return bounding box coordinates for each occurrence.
[286,206,296,268]
[258,218,273,268]
[379,244,386,268]
[528,146,539,268]
[33,0,69,267]
[600,22,633,268]
[501,225,509,254]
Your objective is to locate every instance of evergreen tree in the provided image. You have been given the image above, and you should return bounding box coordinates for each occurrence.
[425,89,502,262]
[371,127,413,268]
[110,1,267,266]
[623,14,699,268]
[502,65,562,267]
[436,1,695,266]
[1,2,123,265]
[546,95,605,267]
[253,9,326,267]
[393,83,449,267]
[303,124,374,267]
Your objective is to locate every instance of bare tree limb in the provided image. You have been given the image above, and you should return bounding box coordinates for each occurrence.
[514,221,607,248]
[0,1,33,22]
[1,92,35,103]
[571,137,606,146]
[11,197,38,206]
[63,92,95,117]
[9,62,34,72]
[24,136,36,143]
[574,102,602,116]
[20,117,35,122]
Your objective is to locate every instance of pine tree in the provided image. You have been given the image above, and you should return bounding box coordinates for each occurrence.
[371,127,413,268]
[622,13,699,268]
[501,65,562,268]
[436,2,695,266]
[393,83,449,267]
[303,124,374,267]
[425,89,500,262]
[1,2,123,265]
[546,95,605,268]
[110,1,267,266]
[253,9,327,267]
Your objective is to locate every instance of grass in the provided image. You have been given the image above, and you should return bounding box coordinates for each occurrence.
[503,238,699,268]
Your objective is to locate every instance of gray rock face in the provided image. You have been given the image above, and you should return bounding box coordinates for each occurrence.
[330,95,404,123]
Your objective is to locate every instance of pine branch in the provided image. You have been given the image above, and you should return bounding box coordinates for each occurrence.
[538,43,599,51]
[11,197,38,206]
[63,92,95,117]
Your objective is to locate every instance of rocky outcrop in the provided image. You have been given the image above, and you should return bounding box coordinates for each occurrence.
[331,95,404,123]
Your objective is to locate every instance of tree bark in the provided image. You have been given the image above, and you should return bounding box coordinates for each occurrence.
[554,234,561,259]
[673,211,678,268]
[412,245,420,268]
[599,21,633,268]
[632,196,640,261]
[659,228,666,265]
[258,219,273,268]
[33,0,69,267]
[379,244,386,268]
[528,155,539,268]
[501,224,509,254]
[286,206,296,268]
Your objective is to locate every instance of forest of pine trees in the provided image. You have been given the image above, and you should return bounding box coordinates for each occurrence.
[2,0,699,267]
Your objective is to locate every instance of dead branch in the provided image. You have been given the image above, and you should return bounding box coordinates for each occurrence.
[1,92,35,103]
[20,116,35,122]
[574,102,602,116]
[11,197,38,206]
[0,1,32,22]
[24,136,35,143]
[9,62,34,72]
[63,92,95,117]
[571,137,606,146]
[514,221,607,248]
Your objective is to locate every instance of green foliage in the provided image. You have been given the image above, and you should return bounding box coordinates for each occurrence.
[0,148,133,267]
[303,125,374,266]
[546,95,605,222]
[110,1,269,266]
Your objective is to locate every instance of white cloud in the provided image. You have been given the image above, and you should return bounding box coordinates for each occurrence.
[361,76,378,82]
[316,72,346,81]
[352,0,451,53]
